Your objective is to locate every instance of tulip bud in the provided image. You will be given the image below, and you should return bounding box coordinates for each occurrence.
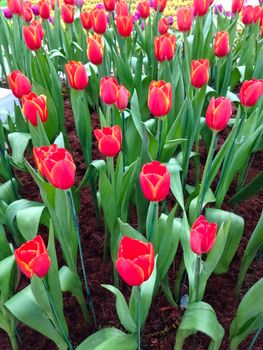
[92,8,107,34]
[253,6,263,24]
[7,0,22,15]
[61,4,74,24]
[239,79,263,107]
[80,10,92,30]
[158,18,169,35]
[116,236,154,286]
[65,61,88,90]
[116,15,134,37]
[214,31,230,57]
[94,125,122,157]
[232,0,244,14]
[87,34,104,65]
[23,4,33,21]
[148,80,172,117]
[206,97,232,132]
[116,0,128,16]
[191,59,210,89]
[154,33,176,62]
[3,8,13,19]
[193,0,209,17]
[23,21,44,50]
[137,1,150,18]
[115,85,130,110]
[177,7,193,32]
[14,235,51,278]
[22,93,48,126]
[8,70,31,98]
[241,6,254,25]
[100,76,119,105]
[33,144,76,189]
[38,0,50,19]
[140,161,170,202]
[153,0,167,13]
[103,0,115,12]
[190,216,217,255]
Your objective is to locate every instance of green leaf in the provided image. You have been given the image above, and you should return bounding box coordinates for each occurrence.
[8,132,31,167]
[16,205,47,241]
[0,255,16,301]
[167,158,184,211]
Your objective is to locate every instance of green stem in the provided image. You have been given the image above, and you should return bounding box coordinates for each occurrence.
[122,111,126,173]
[66,190,97,329]
[107,157,115,189]
[137,286,141,350]
[106,105,111,126]
[194,255,201,302]
[194,139,200,187]
[8,332,18,350]
[157,118,163,161]
[149,202,158,243]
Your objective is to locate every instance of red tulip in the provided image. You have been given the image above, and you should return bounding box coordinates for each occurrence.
[190,215,217,255]
[103,0,115,12]
[64,0,74,4]
[137,1,150,18]
[8,70,31,98]
[115,0,129,16]
[242,6,254,25]
[154,33,176,62]
[153,0,167,13]
[232,0,244,14]
[38,0,50,19]
[116,236,154,286]
[65,60,88,90]
[61,4,74,24]
[87,34,104,65]
[253,6,263,24]
[158,18,169,35]
[14,235,51,279]
[191,59,210,88]
[193,0,209,17]
[7,0,22,15]
[23,21,44,50]
[214,31,230,57]
[239,79,263,107]
[140,161,170,202]
[206,97,232,132]
[261,22,263,37]
[33,144,76,189]
[92,8,107,34]
[177,7,193,32]
[116,15,134,37]
[22,93,48,126]
[100,76,119,105]
[94,125,122,157]
[23,7,33,21]
[80,10,92,30]
[148,80,172,117]
[115,85,130,110]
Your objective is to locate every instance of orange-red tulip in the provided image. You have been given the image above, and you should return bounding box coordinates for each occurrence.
[7,0,22,15]
[100,76,119,105]
[191,59,210,88]
[137,1,150,18]
[80,10,92,30]
[253,6,263,24]
[193,0,209,16]
[115,0,128,16]
[38,0,50,19]
[115,85,130,110]
[23,21,44,50]
[65,60,88,90]
[214,31,230,57]
[148,80,172,117]
[103,0,115,12]
[61,4,74,24]
[23,6,33,21]
[92,8,107,34]
[158,17,169,35]
[190,216,217,255]
[206,97,232,132]
[94,125,122,157]
[239,79,263,107]
[153,0,167,13]
[116,15,133,37]
[8,70,31,98]
[87,34,104,65]
[154,33,176,62]
[232,0,244,14]
[177,7,193,32]
[22,93,48,126]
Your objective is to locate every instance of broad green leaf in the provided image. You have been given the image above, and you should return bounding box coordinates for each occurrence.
[16,205,47,241]
[0,255,16,302]
[8,132,31,166]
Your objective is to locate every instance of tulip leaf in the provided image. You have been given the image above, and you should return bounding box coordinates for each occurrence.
[118,219,146,242]
[0,180,19,205]
[174,302,224,350]
[0,255,16,302]
[99,169,116,235]
[167,158,184,210]
[8,132,31,167]
[0,225,13,261]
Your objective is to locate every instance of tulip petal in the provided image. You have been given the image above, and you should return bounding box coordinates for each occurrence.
[116,257,144,286]
[29,253,51,278]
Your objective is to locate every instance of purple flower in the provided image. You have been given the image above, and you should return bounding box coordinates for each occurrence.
[75,0,84,7]
[225,10,231,17]
[133,11,141,21]
[214,4,223,14]
[96,3,105,10]
[49,15,54,24]
[150,0,154,8]
[167,15,173,25]
[32,5,40,16]
[3,8,13,19]
[141,21,145,30]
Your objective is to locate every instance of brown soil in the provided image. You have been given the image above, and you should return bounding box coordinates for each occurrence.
[0,93,262,350]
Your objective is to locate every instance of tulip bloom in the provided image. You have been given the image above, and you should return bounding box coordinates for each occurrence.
[64,0,74,4]
[152,0,167,13]
[190,216,217,255]
[239,79,263,107]
[33,144,76,189]
[100,76,119,105]
[116,236,154,286]
[22,93,48,126]
[7,0,22,15]
[103,0,115,12]
[87,34,104,65]
[115,85,130,110]
[253,6,263,24]
[92,8,107,34]
[80,11,92,30]
[206,97,232,132]
[191,59,210,88]
[94,125,122,157]
[137,1,150,18]
[116,15,134,37]
[242,6,254,25]
[116,0,129,16]
[193,0,209,17]
[158,18,169,35]
[177,7,193,32]
[232,0,244,14]
[23,21,44,50]
[23,6,33,21]
[14,235,51,279]
[8,70,31,99]
[65,61,88,90]
[214,31,230,57]
[148,80,172,117]
[38,0,50,19]
[140,161,170,202]
[61,4,74,24]
[154,33,176,62]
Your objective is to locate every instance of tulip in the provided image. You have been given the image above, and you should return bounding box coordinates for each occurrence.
[177,7,193,32]
[191,59,210,88]
[61,4,74,24]
[242,6,254,25]
[137,1,150,18]
[140,161,170,202]
[3,8,13,19]
[92,8,107,34]
[193,0,209,17]
[214,31,230,57]
[65,61,88,90]
[33,144,76,189]
[253,6,263,24]
[38,0,50,19]
[23,6,33,21]
[116,236,154,286]
[32,4,40,15]
[23,21,44,50]
[80,10,92,30]
[7,0,22,15]
[22,93,48,126]
[87,34,104,65]
[14,235,51,278]
[239,79,263,107]
[100,76,119,105]
[8,70,31,98]
[94,125,122,157]
[154,33,176,62]
[115,85,130,110]
[116,15,133,37]
[190,215,217,255]
[206,97,232,132]
[148,80,172,117]
[103,0,115,12]
[152,0,167,13]
[116,0,129,16]
[158,17,169,35]
[232,0,244,14]
[64,0,74,4]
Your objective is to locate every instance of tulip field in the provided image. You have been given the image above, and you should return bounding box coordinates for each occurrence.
[0,0,263,349]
